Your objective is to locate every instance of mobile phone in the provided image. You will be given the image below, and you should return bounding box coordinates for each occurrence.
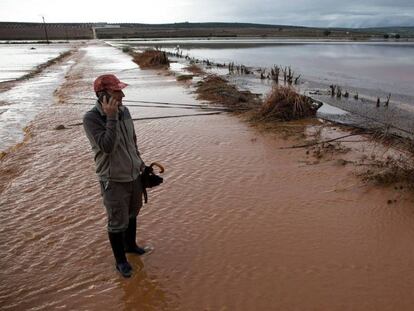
[98,91,112,104]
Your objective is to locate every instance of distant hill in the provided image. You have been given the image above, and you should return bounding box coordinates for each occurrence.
[0,22,412,40]
[357,26,414,36]
[91,22,371,39]
[109,22,307,29]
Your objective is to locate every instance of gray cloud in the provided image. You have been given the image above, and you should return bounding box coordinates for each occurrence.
[185,0,414,27]
[0,0,413,27]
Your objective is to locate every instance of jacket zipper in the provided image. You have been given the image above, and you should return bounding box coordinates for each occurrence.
[120,118,135,180]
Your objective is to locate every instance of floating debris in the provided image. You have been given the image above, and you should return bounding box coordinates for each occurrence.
[54,124,66,130]
[329,84,336,96]
[385,93,391,107]
[336,86,342,98]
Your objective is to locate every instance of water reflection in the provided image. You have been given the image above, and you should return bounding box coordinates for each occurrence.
[119,256,179,311]
[116,39,414,98]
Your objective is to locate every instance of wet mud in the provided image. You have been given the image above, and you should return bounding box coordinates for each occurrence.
[1,42,414,310]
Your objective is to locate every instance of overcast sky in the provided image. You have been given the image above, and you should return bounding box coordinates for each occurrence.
[0,0,413,28]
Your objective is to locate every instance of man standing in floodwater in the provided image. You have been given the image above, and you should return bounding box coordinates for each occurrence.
[83,74,147,278]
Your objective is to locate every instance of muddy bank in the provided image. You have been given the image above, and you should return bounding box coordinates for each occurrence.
[1,41,414,310]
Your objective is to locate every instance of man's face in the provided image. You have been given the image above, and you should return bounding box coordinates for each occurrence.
[107,90,125,106]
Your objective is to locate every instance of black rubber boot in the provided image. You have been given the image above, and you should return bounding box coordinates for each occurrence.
[108,231,132,278]
[124,217,146,255]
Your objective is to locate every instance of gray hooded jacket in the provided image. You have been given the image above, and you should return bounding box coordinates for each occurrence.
[83,102,143,182]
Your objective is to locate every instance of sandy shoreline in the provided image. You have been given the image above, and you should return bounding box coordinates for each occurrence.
[1,41,414,310]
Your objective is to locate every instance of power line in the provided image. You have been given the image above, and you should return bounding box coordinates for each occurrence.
[41,16,49,44]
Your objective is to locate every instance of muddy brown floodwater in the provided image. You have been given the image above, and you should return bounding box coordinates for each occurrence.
[1,42,414,311]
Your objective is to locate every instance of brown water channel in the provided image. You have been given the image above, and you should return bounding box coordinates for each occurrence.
[1,42,414,310]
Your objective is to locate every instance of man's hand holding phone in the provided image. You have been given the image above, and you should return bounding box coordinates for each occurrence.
[101,95,119,118]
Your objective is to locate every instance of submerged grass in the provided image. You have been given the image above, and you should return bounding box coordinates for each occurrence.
[361,159,414,188]
[358,133,414,189]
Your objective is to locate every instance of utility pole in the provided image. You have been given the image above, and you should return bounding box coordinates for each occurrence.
[41,16,50,44]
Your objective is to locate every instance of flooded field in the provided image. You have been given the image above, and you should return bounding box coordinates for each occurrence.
[1,42,414,310]
[0,43,72,83]
[113,38,414,103]
[110,38,414,137]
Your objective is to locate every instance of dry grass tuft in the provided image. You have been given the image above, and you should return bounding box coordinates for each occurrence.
[257,86,322,121]
[360,157,414,188]
[176,74,194,82]
[358,135,414,189]
[195,75,259,109]
[131,50,170,69]
[184,64,205,75]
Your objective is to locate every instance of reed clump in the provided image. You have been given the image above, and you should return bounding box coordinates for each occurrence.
[131,49,170,69]
[257,86,322,121]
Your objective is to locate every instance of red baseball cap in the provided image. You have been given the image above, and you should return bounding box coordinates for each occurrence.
[93,74,128,92]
